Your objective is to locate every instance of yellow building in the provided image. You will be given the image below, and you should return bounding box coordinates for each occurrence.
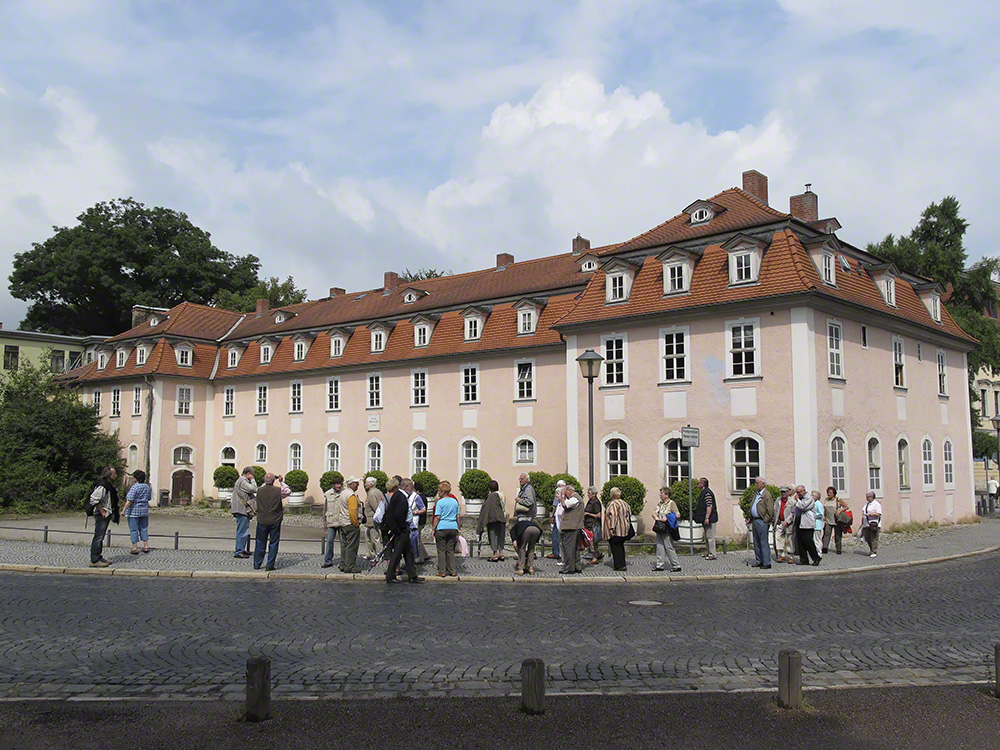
[0,323,105,374]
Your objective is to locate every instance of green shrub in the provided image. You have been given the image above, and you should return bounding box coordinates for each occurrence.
[527,471,551,504]
[364,470,388,493]
[600,475,647,515]
[667,478,699,521]
[213,465,239,489]
[459,469,492,500]
[252,466,266,485]
[739,483,781,519]
[284,469,309,493]
[411,470,440,496]
[319,471,344,492]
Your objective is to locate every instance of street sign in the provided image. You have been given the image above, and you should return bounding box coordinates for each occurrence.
[681,426,700,448]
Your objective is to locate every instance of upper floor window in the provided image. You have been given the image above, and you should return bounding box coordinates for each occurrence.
[368,373,382,409]
[330,336,344,358]
[173,446,192,465]
[465,316,481,341]
[111,388,121,418]
[827,321,843,378]
[516,361,534,400]
[133,385,142,416]
[661,328,687,382]
[50,350,65,372]
[224,386,235,417]
[606,438,629,477]
[883,276,896,306]
[176,347,192,368]
[3,345,18,371]
[861,325,869,349]
[293,341,307,361]
[462,365,479,403]
[603,336,625,386]
[116,350,127,368]
[92,389,102,411]
[411,370,427,406]
[822,252,835,285]
[176,385,193,416]
[136,346,147,366]
[97,352,107,370]
[289,381,303,413]
[414,325,430,347]
[256,383,268,414]
[327,376,340,411]
[371,330,385,353]
[228,349,239,368]
[892,337,905,388]
[937,350,947,395]
[608,273,627,302]
[519,309,536,334]
[260,344,272,365]
[729,320,758,378]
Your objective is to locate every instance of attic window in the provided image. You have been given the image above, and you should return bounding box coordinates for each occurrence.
[691,207,712,224]
[664,262,688,294]
[136,346,147,366]
[465,317,481,341]
[275,313,285,324]
[518,309,536,335]
[931,294,941,323]
[260,343,272,364]
[822,252,836,285]
[839,255,851,272]
[582,260,597,273]
[97,352,108,370]
[149,317,158,327]
[293,341,307,361]
[330,335,344,358]
[371,330,385,352]
[116,349,127,368]
[732,253,753,284]
[883,277,896,307]
[227,349,239,368]
[176,347,192,368]
[414,324,430,347]
[608,273,627,302]
[404,292,417,304]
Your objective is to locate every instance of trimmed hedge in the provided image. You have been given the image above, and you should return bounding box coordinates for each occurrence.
[666,478,699,521]
[364,470,388,494]
[600,475,647,515]
[739,483,782,519]
[252,466,266,485]
[459,469,492,501]
[319,471,344,492]
[411,470,440,496]
[284,469,309,493]
[213,465,239,489]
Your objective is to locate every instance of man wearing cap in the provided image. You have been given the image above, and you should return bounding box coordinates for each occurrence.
[337,476,363,573]
[773,485,796,563]
[322,476,345,569]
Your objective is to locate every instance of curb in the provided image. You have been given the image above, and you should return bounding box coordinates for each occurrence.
[1,544,998,583]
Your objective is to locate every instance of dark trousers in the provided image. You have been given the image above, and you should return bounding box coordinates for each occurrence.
[560,529,582,573]
[385,529,417,581]
[254,522,281,569]
[822,524,843,553]
[796,527,820,564]
[487,521,505,555]
[90,513,110,563]
[609,536,627,570]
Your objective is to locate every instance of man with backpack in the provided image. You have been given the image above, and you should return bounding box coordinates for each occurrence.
[87,466,120,567]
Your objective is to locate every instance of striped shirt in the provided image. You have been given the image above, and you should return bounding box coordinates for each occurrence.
[124,483,151,517]
[604,498,631,537]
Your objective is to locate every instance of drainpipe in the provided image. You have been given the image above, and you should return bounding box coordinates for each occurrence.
[143,375,154,479]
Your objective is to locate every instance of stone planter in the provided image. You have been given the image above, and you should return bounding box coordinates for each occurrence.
[464,499,484,518]
[677,522,705,544]
[287,491,306,507]
[216,488,233,503]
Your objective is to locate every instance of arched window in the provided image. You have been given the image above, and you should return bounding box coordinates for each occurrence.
[127,444,139,471]
[255,443,268,464]
[830,436,846,493]
[326,442,340,472]
[663,438,689,485]
[516,438,535,464]
[173,446,192,465]
[943,440,954,486]
[731,437,760,492]
[462,440,479,472]
[897,439,910,490]
[412,440,428,474]
[367,441,382,473]
[922,438,934,487]
[221,446,236,467]
[606,438,629,477]
[289,442,302,472]
[867,437,881,493]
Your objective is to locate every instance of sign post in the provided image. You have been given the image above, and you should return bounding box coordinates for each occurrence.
[681,426,700,557]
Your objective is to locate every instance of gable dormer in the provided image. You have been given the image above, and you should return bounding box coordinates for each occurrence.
[326,326,353,358]
[134,339,150,367]
[225,343,244,369]
[401,287,429,305]
[115,346,130,369]
[655,245,703,295]
[148,314,167,328]
[368,320,395,353]
[272,309,296,325]
[866,262,900,307]
[682,199,726,227]
[913,281,945,323]
[289,332,317,362]
[256,335,280,365]
[576,253,600,274]
[721,234,766,286]
[600,257,642,303]
[513,298,546,335]
[410,314,439,348]
[461,305,491,341]
[172,340,195,368]
[804,235,843,287]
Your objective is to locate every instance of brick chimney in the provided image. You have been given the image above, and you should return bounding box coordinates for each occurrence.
[790,184,819,223]
[572,234,590,255]
[329,287,345,297]
[496,252,514,269]
[131,305,157,328]
[255,299,270,315]
[742,170,769,205]
[383,271,399,291]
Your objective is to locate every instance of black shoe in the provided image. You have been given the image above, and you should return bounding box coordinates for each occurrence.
[762,565,772,569]
[821,549,829,554]
[236,552,251,559]
[670,566,682,572]
[812,560,821,566]
[385,577,398,584]
[751,563,762,568]
[265,566,275,571]
[321,563,333,568]
[253,566,261,570]
[836,550,842,555]
[408,577,425,584]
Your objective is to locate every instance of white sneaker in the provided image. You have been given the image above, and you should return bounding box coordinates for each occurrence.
[869,552,877,558]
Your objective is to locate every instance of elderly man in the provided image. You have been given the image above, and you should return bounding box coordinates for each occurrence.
[773,486,796,563]
[337,476,363,573]
[231,466,257,559]
[793,485,821,566]
[558,485,585,575]
[253,473,284,571]
[384,477,423,584]
[364,476,384,559]
[694,477,718,560]
[746,477,774,569]
[322,476,345,569]
[515,473,537,519]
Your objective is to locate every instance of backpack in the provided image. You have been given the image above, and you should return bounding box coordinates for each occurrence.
[85,485,104,516]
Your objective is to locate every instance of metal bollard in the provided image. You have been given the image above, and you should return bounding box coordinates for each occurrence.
[995,644,1000,697]
[521,658,545,715]
[778,649,802,709]
[43,526,48,544]
[174,531,180,550]
[321,537,326,556]
[245,656,271,723]
[106,529,111,547]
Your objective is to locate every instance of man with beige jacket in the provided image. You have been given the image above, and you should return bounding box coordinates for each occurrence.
[322,477,345,569]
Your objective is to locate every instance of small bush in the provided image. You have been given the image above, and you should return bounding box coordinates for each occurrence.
[364,470,388,494]
[213,465,239,489]
[284,470,309,493]
[600,475,647,516]
[459,469,492,501]
[320,471,344,492]
[527,471,551,505]
[739,484,781,519]
[411,470,440,496]
[667,478,699,521]
[252,466,266,485]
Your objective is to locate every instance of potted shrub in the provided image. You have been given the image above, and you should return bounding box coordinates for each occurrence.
[668,477,704,543]
[319,470,344,493]
[284,469,309,506]
[458,469,492,517]
[740,482,781,546]
[527,470,552,519]
[252,466,266,486]
[600,475,647,530]
[213,465,239,505]
[412,470,440,514]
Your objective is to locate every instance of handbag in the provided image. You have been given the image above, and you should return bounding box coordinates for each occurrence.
[652,519,669,535]
[624,522,636,541]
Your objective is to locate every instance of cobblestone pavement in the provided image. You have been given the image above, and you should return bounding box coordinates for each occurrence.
[0,518,996,580]
[1,542,999,701]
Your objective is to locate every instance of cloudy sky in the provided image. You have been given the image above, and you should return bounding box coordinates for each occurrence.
[1,0,998,330]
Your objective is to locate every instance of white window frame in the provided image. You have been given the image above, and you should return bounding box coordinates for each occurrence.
[411,368,428,407]
[515,359,535,401]
[659,325,689,383]
[260,343,272,365]
[730,435,761,494]
[897,436,911,491]
[367,372,382,409]
[92,388,102,412]
[330,335,344,358]
[892,336,905,388]
[133,385,142,416]
[326,376,341,411]
[607,272,627,303]
[730,251,754,285]
[830,433,848,495]
[582,260,597,272]
[663,261,688,294]
[931,294,941,322]
[116,349,127,368]
[172,445,193,465]
[660,435,690,487]
[866,433,883,497]
[176,346,192,368]
[136,346,147,366]
[602,434,631,483]
[111,387,121,418]
[691,207,712,224]
[921,436,935,490]
[464,316,481,341]
[518,308,536,335]
[288,442,303,472]
[937,350,948,396]
[822,252,836,285]
[289,380,303,414]
[411,438,428,475]
[256,383,269,415]
[827,320,844,379]
[366,440,382,473]
[414,324,430,348]
[255,443,268,464]
[371,329,385,353]
[326,441,340,472]
[726,317,760,379]
[275,313,285,324]
[514,436,537,465]
[601,333,627,386]
[97,352,108,370]
[883,276,896,306]
[227,348,239,369]
[943,439,955,488]
[293,341,307,361]
[461,364,479,404]
[460,437,481,474]
[176,385,193,416]
[224,385,235,417]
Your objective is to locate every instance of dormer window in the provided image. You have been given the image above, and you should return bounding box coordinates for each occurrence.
[404,292,417,304]
[931,294,941,322]
[293,341,307,361]
[664,262,688,294]
[519,309,536,334]
[97,352,107,370]
[371,330,385,352]
[723,235,763,286]
[136,346,147,366]
[733,253,753,283]
[883,276,896,306]
[116,349,127,368]
[227,348,239,368]
[275,313,285,324]
[822,252,836,285]
[149,317,158,327]
[608,273,626,302]
[465,316,481,341]
[260,343,272,364]
[582,260,597,272]
[330,335,344,358]
[414,324,430,347]
[176,346,192,368]
[691,207,712,224]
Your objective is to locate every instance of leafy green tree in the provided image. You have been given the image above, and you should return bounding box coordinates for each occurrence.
[400,268,450,282]
[9,198,260,334]
[0,360,123,512]
[972,430,998,460]
[214,276,307,313]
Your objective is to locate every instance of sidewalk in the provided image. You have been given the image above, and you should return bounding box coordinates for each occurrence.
[0,514,996,581]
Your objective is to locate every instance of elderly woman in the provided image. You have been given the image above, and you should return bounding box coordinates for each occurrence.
[121,470,151,555]
[821,486,848,555]
[477,480,508,562]
[584,486,604,564]
[794,487,822,566]
[604,488,632,572]
[510,516,542,575]
[653,487,682,572]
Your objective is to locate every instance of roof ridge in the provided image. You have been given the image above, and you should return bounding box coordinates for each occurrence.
[718,187,790,218]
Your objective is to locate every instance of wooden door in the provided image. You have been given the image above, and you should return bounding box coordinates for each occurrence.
[171,470,193,505]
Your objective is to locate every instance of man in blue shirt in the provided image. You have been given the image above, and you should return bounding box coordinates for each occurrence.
[746,477,774,569]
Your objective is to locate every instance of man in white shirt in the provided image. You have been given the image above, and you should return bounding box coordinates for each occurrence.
[546,480,567,560]
[861,490,882,558]
[988,477,998,503]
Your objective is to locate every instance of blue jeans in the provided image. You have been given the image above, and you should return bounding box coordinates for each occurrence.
[751,518,771,567]
[254,522,281,569]
[127,516,149,544]
[90,513,110,563]
[234,514,250,555]
[551,523,561,557]
[324,526,339,565]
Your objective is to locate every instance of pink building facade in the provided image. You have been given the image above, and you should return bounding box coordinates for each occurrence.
[66,171,976,535]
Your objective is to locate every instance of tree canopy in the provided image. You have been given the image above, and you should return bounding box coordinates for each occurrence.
[9,198,261,335]
[400,267,450,282]
[214,276,307,313]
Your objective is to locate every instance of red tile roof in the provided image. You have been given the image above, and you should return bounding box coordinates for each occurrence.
[70,339,220,383]
[108,302,243,344]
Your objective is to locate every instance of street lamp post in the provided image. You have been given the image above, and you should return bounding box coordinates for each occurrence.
[576,349,604,488]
